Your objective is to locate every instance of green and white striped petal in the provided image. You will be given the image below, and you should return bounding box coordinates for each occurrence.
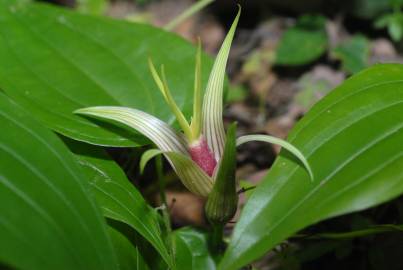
[75,106,188,154]
[140,149,213,196]
[202,7,241,161]
[236,134,314,181]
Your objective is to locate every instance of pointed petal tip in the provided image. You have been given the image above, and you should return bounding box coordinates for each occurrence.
[74,106,109,114]
[202,8,241,161]
[73,106,102,116]
[73,107,87,114]
[140,149,163,174]
[236,134,314,182]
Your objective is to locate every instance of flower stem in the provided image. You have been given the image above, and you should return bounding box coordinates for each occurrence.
[210,223,224,254]
[164,0,214,31]
[155,155,167,205]
[155,156,176,267]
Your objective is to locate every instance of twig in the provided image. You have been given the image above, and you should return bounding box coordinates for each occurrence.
[164,0,214,31]
[237,185,256,194]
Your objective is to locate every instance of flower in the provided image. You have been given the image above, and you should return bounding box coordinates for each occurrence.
[75,8,313,199]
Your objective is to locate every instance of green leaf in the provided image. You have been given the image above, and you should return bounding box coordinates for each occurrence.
[108,225,150,270]
[174,228,216,270]
[275,15,328,66]
[0,93,118,270]
[0,0,213,147]
[388,17,403,41]
[332,35,370,74]
[375,13,403,42]
[66,140,174,268]
[350,0,391,19]
[219,64,403,269]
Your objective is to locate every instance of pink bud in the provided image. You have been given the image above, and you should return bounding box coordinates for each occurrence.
[189,136,217,176]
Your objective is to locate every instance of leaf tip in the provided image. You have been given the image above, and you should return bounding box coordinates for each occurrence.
[236,3,242,12]
[307,165,314,182]
[73,107,91,115]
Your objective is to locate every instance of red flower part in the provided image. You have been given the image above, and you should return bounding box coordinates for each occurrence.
[189,136,217,176]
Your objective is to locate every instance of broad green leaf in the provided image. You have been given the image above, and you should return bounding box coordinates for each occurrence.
[174,228,216,270]
[0,0,213,147]
[66,140,175,268]
[108,225,150,270]
[0,93,118,270]
[275,15,327,66]
[220,64,403,269]
[332,35,370,74]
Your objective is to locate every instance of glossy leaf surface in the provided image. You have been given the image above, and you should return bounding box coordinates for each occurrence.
[108,225,150,270]
[220,64,403,269]
[67,141,174,268]
[0,94,118,270]
[174,228,216,270]
[0,0,213,147]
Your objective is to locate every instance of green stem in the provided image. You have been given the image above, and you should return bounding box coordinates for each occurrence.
[210,223,224,254]
[237,185,256,194]
[164,0,214,31]
[155,156,176,268]
[155,155,167,206]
